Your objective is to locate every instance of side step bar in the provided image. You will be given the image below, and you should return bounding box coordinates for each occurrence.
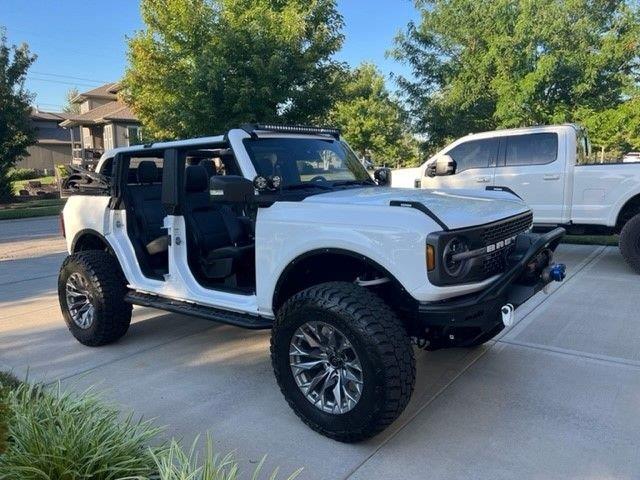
[125,291,273,330]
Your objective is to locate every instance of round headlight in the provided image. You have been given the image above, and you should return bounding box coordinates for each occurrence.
[253,175,268,191]
[269,175,282,190]
[443,237,470,277]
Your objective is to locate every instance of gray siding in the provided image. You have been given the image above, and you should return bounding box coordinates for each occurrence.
[19,144,71,172]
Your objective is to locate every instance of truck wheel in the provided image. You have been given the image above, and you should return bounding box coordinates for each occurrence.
[619,213,640,274]
[58,251,132,346]
[271,282,415,442]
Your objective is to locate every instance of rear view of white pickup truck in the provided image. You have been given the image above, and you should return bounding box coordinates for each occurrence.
[392,124,640,273]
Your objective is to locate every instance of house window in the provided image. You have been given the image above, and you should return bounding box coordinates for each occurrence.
[126,125,142,146]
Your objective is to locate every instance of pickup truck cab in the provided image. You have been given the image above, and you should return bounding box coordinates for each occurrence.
[392,124,640,272]
[58,124,566,442]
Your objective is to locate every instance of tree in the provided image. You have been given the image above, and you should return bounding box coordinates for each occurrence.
[578,96,640,161]
[63,87,80,114]
[329,63,419,167]
[123,0,345,140]
[392,0,640,151]
[0,30,36,201]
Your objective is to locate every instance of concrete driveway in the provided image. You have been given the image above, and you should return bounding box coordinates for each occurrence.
[1,216,638,479]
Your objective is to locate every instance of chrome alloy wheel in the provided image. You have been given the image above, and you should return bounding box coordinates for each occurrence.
[289,321,364,414]
[65,272,95,329]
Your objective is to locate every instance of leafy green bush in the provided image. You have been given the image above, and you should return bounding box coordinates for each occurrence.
[0,371,21,391]
[0,383,162,480]
[0,377,299,480]
[7,168,39,182]
[144,435,302,480]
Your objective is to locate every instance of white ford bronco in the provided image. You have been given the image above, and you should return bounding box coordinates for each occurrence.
[58,124,566,442]
[391,124,640,272]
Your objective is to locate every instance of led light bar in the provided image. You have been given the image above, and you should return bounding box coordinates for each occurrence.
[240,123,340,139]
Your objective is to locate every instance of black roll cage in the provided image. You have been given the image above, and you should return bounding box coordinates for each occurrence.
[109,140,233,213]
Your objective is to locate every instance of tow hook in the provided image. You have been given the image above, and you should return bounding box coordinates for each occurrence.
[501,303,515,327]
[542,263,567,283]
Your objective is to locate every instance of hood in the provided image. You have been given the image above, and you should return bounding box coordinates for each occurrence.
[303,187,530,230]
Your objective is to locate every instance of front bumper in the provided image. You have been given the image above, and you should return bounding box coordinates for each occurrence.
[416,227,566,349]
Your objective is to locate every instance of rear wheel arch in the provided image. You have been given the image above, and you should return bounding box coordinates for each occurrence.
[71,229,114,255]
[615,193,640,233]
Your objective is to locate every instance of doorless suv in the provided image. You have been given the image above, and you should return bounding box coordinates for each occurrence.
[58,124,566,442]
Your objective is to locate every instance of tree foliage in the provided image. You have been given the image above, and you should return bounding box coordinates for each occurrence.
[0,30,36,201]
[63,87,80,114]
[329,63,419,167]
[123,0,345,140]
[392,0,640,152]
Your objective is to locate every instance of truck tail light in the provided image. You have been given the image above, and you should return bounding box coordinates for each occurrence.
[59,212,66,238]
[426,244,435,271]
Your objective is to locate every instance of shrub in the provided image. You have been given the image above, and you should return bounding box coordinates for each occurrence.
[144,435,303,480]
[7,168,39,182]
[0,383,163,480]
[0,371,20,454]
[0,377,300,480]
[0,371,21,390]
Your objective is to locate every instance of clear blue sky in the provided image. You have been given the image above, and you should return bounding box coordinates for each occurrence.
[0,0,419,112]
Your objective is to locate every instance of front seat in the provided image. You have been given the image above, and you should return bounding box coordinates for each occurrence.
[183,165,254,279]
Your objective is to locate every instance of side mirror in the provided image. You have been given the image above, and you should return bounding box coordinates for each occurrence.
[425,161,436,178]
[210,175,255,202]
[374,167,391,186]
[434,155,456,176]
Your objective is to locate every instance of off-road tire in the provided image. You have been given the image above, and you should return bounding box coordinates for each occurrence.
[619,213,640,274]
[58,251,132,346]
[271,282,415,442]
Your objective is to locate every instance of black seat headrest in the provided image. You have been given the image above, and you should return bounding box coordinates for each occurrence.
[185,165,209,193]
[137,161,159,184]
[200,159,216,177]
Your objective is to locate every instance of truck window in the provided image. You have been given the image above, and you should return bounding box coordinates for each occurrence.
[505,133,558,166]
[447,138,498,172]
[575,127,593,165]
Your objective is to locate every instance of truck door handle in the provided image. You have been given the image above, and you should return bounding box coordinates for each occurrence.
[476,177,490,183]
[543,174,560,180]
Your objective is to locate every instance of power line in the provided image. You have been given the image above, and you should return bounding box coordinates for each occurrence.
[31,71,110,84]
[28,77,101,88]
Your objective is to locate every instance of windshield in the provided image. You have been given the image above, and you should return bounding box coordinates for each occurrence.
[243,137,372,188]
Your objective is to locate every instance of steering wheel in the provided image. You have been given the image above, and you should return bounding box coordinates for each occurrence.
[310,175,328,182]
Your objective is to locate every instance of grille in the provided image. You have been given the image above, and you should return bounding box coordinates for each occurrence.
[480,212,533,276]
[481,212,533,246]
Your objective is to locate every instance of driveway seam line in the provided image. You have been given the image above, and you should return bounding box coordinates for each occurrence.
[497,338,640,368]
[342,347,491,480]
[499,245,606,339]
[44,323,218,386]
[0,273,58,287]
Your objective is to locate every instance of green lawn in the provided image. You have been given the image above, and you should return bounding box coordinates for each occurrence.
[561,234,619,246]
[0,198,66,220]
[11,176,56,195]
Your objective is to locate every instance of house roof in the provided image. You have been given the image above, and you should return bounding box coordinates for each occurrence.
[71,82,120,103]
[59,100,139,127]
[30,109,72,121]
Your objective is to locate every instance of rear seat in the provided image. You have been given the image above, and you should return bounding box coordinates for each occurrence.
[127,161,167,255]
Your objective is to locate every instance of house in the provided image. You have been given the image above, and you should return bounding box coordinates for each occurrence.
[18,110,77,173]
[60,83,141,166]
